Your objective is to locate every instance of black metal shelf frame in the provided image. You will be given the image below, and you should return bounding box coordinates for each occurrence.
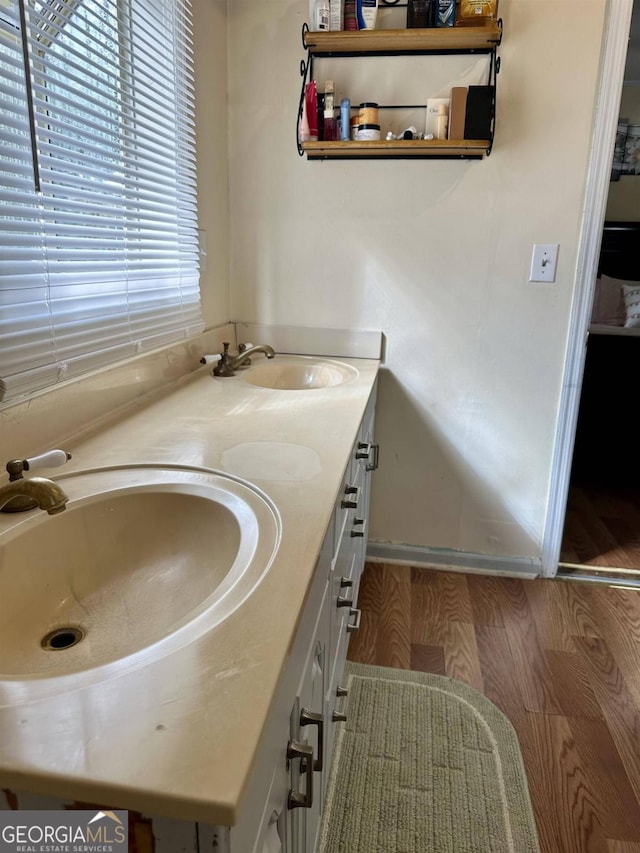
[296,20,502,159]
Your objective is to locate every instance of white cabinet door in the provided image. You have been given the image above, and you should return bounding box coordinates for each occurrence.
[288,582,329,853]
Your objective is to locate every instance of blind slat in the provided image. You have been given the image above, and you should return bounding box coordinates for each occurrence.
[0,0,202,406]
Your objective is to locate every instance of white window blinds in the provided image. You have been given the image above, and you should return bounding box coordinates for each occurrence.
[0,0,202,405]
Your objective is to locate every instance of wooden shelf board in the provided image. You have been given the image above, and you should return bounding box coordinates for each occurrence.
[303,24,502,54]
[302,139,490,158]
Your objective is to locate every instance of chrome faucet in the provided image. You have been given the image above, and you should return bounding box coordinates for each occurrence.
[0,449,71,515]
[0,477,69,515]
[213,342,275,377]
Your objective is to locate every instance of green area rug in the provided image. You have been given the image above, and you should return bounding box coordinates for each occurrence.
[318,662,540,853]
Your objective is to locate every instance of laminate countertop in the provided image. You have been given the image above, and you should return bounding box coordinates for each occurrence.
[0,354,379,826]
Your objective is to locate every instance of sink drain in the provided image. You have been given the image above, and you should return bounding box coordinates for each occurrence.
[41,627,84,651]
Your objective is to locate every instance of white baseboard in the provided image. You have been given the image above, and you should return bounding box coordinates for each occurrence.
[366,541,541,578]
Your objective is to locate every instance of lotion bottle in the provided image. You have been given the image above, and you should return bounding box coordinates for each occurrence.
[310,0,330,30]
[356,0,377,29]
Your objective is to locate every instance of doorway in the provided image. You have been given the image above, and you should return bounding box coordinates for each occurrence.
[543,0,637,581]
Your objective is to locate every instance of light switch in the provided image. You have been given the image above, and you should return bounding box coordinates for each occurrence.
[529,243,559,282]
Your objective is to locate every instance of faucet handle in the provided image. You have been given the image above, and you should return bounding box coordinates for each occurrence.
[6,449,72,481]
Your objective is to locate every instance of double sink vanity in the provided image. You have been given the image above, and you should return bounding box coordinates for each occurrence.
[0,337,380,853]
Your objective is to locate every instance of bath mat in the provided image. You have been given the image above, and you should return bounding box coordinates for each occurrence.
[318,662,540,853]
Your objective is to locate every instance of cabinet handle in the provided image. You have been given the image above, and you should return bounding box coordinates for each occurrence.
[337,595,354,608]
[366,443,380,472]
[287,740,314,810]
[332,686,349,723]
[355,442,379,471]
[300,708,324,772]
[346,608,361,633]
[351,518,366,538]
[340,576,353,588]
[341,485,360,509]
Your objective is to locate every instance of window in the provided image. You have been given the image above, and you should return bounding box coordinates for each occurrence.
[0,0,202,406]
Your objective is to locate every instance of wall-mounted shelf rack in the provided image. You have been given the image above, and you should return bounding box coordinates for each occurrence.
[297,21,502,160]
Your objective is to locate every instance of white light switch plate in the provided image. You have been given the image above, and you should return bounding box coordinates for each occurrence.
[529,243,559,282]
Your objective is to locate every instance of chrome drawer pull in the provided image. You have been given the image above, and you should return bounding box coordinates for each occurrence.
[337,595,354,608]
[287,740,314,810]
[300,708,324,771]
[346,607,361,633]
[340,576,353,588]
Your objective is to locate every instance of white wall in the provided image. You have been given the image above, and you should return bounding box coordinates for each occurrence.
[224,0,607,567]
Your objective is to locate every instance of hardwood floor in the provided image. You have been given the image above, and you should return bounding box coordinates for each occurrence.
[561,483,640,572]
[348,562,640,853]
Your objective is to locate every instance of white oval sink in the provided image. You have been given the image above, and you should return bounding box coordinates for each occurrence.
[240,356,358,390]
[0,465,280,693]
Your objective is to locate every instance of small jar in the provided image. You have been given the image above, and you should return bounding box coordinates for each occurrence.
[358,102,379,125]
[355,123,381,141]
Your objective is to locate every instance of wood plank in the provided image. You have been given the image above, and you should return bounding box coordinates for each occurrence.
[410,567,474,623]
[409,643,446,675]
[574,636,640,805]
[546,650,603,721]
[359,562,411,669]
[573,586,640,711]
[568,717,640,839]
[524,712,608,853]
[474,624,527,729]
[491,578,565,714]
[303,23,502,54]
[553,581,603,638]
[608,841,640,852]
[561,484,640,571]
[567,486,629,567]
[347,562,383,665]
[465,573,506,626]
[525,579,576,652]
[302,139,490,159]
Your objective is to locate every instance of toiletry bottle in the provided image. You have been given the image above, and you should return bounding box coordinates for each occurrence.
[435,0,454,27]
[330,0,343,31]
[356,0,377,30]
[435,104,448,139]
[340,98,351,141]
[344,0,358,29]
[313,0,330,31]
[456,0,498,26]
[407,0,433,28]
[323,80,337,141]
[298,94,311,143]
[306,81,318,141]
